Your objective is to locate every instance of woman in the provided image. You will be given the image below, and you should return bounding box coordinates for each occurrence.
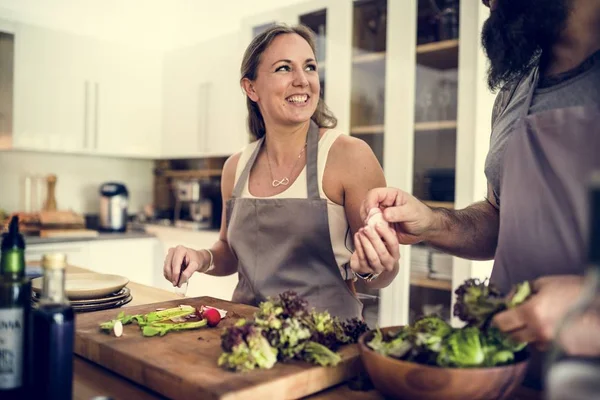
[164,24,399,321]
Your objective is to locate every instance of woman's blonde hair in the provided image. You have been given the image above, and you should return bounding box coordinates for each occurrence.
[240,24,338,139]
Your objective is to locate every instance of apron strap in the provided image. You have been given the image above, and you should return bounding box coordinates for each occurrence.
[231,137,264,198]
[306,119,320,200]
[521,67,540,117]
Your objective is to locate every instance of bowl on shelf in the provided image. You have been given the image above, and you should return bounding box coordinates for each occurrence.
[357,326,530,400]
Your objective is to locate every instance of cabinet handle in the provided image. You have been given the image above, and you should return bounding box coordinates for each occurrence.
[94,82,99,149]
[198,82,211,153]
[83,81,89,149]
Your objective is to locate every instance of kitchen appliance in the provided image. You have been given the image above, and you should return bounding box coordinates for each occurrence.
[99,182,129,232]
[173,179,221,230]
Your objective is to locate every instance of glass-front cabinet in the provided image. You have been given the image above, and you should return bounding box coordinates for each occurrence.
[242,0,496,328]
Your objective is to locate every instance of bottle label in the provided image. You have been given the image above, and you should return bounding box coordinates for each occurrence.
[0,308,24,389]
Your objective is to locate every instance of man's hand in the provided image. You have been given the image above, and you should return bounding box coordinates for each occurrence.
[360,187,436,245]
[493,275,585,350]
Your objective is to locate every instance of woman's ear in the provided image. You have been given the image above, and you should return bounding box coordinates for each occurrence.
[241,78,259,102]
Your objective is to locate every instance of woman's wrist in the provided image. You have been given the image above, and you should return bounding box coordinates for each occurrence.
[198,248,215,273]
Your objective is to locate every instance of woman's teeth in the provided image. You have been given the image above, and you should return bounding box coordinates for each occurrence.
[287,95,308,103]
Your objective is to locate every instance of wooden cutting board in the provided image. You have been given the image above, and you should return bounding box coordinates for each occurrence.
[40,229,99,238]
[75,296,362,400]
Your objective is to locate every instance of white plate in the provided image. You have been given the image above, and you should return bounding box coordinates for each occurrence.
[31,273,129,300]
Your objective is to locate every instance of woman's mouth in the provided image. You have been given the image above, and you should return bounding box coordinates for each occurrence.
[286,94,309,104]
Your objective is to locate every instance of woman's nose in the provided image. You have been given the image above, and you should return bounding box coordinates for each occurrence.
[292,70,309,87]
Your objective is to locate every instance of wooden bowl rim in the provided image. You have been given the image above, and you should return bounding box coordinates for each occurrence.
[358,325,530,373]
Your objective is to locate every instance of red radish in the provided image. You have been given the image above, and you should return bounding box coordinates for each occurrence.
[201,307,222,327]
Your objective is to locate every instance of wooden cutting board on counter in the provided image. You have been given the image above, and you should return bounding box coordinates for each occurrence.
[75,296,362,400]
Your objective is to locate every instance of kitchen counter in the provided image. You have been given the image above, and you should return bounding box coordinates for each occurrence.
[68,265,543,400]
[25,230,156,245]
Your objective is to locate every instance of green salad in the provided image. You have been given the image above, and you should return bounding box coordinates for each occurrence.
[368,279,531,368]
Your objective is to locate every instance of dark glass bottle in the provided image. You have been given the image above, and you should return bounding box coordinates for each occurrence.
[32,253,75,400]
[546,172,600,398]
[0,216,31,399]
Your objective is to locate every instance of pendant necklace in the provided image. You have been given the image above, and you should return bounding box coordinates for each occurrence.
[265,142,307,187]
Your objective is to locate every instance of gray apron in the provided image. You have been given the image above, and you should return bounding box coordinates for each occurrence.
[225,120,363,321]
[492,67,600,388]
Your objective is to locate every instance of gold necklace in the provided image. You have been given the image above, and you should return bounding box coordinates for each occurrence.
[265,143,307,187]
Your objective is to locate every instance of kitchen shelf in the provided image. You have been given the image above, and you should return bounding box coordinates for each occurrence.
[416,39,459,70]
[351,125,384,135]
[410,272,452,291]
[161,169,222,179]
[353,52,386,65]
[415,120,457,132]
[423,201,455,209]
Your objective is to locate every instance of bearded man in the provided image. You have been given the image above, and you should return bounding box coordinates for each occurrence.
[361,0,600,389]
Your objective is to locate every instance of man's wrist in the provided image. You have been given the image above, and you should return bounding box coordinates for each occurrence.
[422,206,450,243]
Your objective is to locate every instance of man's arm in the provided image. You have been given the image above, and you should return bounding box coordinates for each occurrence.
[425,182,499,260]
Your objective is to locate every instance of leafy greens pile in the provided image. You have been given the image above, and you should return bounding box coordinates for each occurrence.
[368,278,532,368]
[218,291,368,372]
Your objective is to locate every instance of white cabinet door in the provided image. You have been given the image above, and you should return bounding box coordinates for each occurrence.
[93,43,162,158]
[203,33,248,157]
[13,23,90,152]
[161,33,247,159]
[87,238,160,286]
[25,242,90,269]
[161,42,208,158]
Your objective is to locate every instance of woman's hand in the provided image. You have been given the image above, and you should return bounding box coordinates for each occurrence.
[349,221,400,276]
[163,245,208,287]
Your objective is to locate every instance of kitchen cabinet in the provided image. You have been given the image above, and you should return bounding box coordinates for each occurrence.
[26,238,161,288]
[86,238,160,287]
[93,43,162,158]
[161,32,247,159]
[12,23,90,152]
[8,21,162,158]
[25,241,90,268]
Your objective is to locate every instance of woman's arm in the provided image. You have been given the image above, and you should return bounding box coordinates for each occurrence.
[325,135,400,290]
[164,153,240,285]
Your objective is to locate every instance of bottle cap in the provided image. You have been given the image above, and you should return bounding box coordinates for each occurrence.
[42,253,67,270]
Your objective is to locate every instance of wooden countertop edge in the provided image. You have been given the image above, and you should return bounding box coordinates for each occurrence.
[67,265,542,400]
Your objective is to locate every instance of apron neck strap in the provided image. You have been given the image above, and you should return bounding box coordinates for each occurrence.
[306,119,320,200]
[230,120,320,199]
[231,137,263,198]
[522,66,540,117]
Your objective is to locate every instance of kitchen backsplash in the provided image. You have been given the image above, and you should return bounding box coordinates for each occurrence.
[0,150,153,214]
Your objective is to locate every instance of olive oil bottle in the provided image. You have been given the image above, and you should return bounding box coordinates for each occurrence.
[0,216,31,398]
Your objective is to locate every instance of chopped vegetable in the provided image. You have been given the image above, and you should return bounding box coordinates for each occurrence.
[219,291,369,372]
[113,320,123,337]
[141,319,207,337]
[99,304,214,338]
[200,307,222,327]
[302,341,342,367]
[218,323,278,372]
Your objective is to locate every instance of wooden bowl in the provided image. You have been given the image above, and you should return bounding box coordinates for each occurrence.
[358,326,530,400]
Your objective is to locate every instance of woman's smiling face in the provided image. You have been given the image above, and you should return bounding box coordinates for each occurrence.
[244,33,321,127]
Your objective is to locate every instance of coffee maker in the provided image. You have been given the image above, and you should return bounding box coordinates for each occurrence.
[172,179,221,230]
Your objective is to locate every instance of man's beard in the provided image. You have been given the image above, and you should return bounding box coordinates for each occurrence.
[481,0,571,91]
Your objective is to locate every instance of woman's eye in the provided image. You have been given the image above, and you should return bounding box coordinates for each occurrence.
[275,65,291,72]
[305,64,317,71]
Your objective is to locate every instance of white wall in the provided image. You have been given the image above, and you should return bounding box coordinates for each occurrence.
[0,0,307,51]
[0,151,153,215]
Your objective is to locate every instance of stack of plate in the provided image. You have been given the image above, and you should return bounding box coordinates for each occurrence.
[31,273,132,313]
